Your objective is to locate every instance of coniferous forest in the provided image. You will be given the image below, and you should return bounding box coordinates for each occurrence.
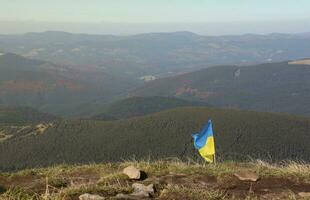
[1,107,309,171]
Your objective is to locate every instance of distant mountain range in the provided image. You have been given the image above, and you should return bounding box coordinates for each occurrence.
[133,61,310,116]
[1,31,310,79]
[1,106,309,171]
[0,53,137,116]
[2,52,310,117]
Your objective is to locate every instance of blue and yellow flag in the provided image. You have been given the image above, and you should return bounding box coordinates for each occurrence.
[192,120,216,163]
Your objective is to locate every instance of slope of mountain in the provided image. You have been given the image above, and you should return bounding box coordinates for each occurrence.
[0,105,57,124]
[1,31,310,79]
[1,107,309,171]
[133,61,310,116]
[91,96,209,120]
[0,53,137,116]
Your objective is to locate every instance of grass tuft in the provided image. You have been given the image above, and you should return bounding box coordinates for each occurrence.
[160,185,227,200]
[1,187,40,200]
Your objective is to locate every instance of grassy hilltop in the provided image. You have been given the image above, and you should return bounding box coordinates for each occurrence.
[0,160,309,200]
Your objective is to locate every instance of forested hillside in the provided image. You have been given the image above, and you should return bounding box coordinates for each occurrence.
[0,105,57,124]
[1,107,309,171]
[0,53,137,116]
[133,61,310,116]
[91,96,208,120]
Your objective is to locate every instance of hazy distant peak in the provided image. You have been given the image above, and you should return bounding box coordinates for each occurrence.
[1,52,30,60]
[0,52,45,67]
[25,31,74,36]
[0,52,26,60]
[134,31,199,38]
[168,31,199,36]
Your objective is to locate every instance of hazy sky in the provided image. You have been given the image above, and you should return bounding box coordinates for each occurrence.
[1,0,310,34]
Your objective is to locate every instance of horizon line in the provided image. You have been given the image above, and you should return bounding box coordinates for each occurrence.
[1,30,310,37]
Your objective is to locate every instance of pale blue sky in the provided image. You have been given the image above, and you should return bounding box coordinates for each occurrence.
[1,0,310,23]
[1,0,310,35]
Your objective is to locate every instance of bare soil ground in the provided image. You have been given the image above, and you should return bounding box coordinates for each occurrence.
[0,161,309,199]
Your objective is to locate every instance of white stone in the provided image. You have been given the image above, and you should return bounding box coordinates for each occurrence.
[132,183,154,197]
[299,192,310,198]
[123,166,141,179]
[79,193,105,200]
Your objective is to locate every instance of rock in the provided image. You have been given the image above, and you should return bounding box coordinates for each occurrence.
[160,188,169,196]
[115,183,154,199]
[299,192,310,198]
[234,171,259,182]
[115,193,140,199]
[79,193,105,200]
[123,166,141,180]
[132,183,154,197]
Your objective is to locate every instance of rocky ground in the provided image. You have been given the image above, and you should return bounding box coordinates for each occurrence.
[0,160,309,200]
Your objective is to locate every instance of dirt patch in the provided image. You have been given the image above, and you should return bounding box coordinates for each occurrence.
[59,168,101,185]
[218,175,310,198]
[1,170,310,199]
[150,174,310,199]
[0,131,13,142]
[0,174,45,193]
[34,123,53,135]
[158,173,217,189]
[159,174,189,185]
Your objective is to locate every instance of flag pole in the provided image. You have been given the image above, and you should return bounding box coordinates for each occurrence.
[214,123,216,164]
[214,153,217,164]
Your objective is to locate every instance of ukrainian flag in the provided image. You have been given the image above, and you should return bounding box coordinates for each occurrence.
[192,120,216,163]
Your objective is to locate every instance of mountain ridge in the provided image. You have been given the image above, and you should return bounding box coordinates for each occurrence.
[1,31,310,79]
[91,96,209,120]
[133,61,310,116]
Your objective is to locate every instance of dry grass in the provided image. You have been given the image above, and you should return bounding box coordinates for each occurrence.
[121,158,310,180]
[0,159,309,200]
[254,160,310,181]
[159,185,228,200]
